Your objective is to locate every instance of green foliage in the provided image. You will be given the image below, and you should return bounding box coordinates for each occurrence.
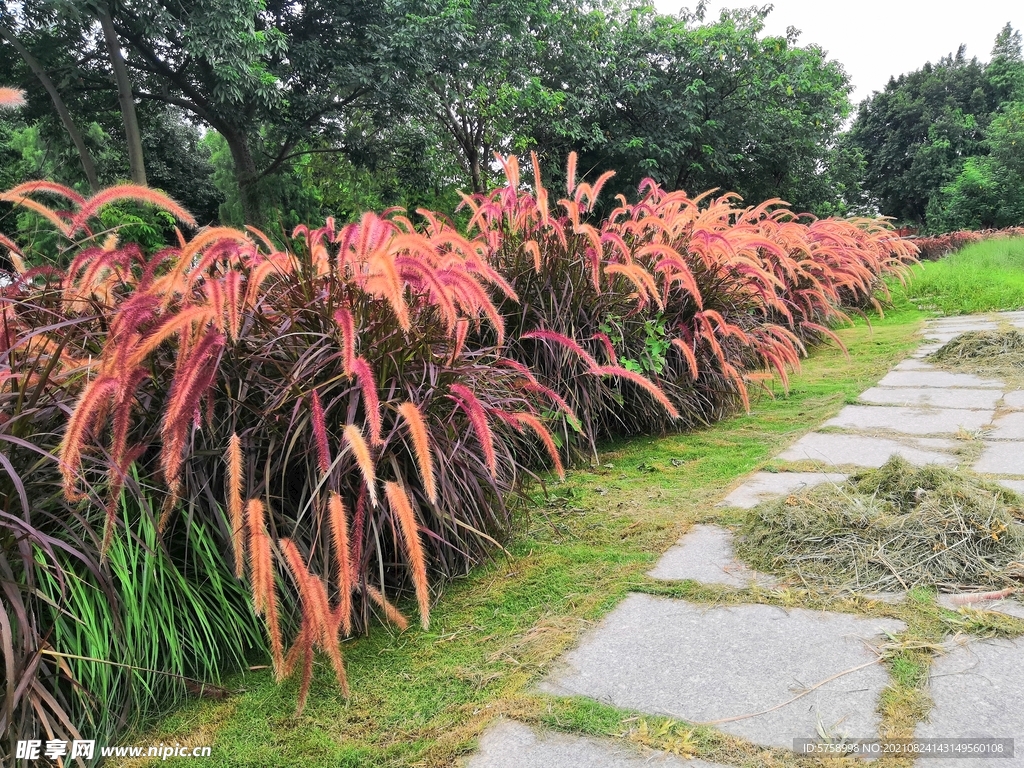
[931,101,1024,230]
[38,490,264,742]
[378,0,570,193]
[852,24,1024,227]
[202,130,320,233]
[0,0,877,227]
[989,22,1024,103]
[618,316,671,376]
[98,0,383,224]
[530,5,855,215]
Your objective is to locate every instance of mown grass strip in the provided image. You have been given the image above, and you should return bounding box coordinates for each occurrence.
[901,237,1024,314]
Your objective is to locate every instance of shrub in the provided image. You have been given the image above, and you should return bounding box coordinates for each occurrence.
[462,155,915,454]
[1,181,573,740]
[0,184,265,755]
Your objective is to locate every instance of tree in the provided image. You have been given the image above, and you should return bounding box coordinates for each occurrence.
[103,0,381,225]
[94,1,147,185]
[988,22,1024,104]
[0,14,100,191]
[932,100,1024,230]
[850,25,1024,228]
[379,0,570,194]
[529,5,854,214]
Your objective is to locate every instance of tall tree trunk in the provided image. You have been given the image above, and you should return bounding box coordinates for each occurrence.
[467,145,483,194]
[222,126,264,226]
[97,5,147,186]
[0,25,100,192]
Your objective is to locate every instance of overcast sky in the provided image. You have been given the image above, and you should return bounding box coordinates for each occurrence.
[651,0,1024,106]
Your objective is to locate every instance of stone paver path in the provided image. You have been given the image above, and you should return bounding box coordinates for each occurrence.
[824,404,994,435]
[777,432,958,467]
[538,595,904,748]
[464,314,1024,767]
[716,471,846,509]
[646,524,776,586]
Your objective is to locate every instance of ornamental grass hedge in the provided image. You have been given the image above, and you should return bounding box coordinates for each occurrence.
[0,154,916,756]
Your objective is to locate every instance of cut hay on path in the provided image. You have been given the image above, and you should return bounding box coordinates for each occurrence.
[738,457,1024,593]
[931,329,1024,382]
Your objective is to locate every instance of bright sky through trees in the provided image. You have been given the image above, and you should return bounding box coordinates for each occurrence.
[654,0,1024,104]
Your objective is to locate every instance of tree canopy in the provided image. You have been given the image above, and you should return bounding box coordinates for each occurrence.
[6,0,985,235]
[850,22,1024,230]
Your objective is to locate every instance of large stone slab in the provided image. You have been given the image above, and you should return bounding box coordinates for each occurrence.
[465,720,718,768]
[1003,391,1024,409]
[894,359,938,371]
[648,525,776,587]
[989,412,1024,440]
[540,595,904,750]
[824,405,993,436]
[923,332,972,344]
[875,370,1003,389]
[973,442,1024,476]
[859,387,1003,410]
[916,638,1024,767]
[925,319,998,333]
[717,472,847,509]
[991,310,1024,325]
[777,433,956,468]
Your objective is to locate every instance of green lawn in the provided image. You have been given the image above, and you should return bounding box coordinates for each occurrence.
[116,239,1024,767]
[899,236,1024,314]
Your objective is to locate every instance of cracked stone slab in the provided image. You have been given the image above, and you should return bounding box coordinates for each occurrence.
[988,412,1024,440]
[1003,391,1024,409]
[464,720,720,768]
[875,370,1003,389]
[777,433,956,468]
[973,442,1024,475]
[648,525,777,587]
[824,405,993,436]
[915,637,1024,767]
[859,386,1003,410]
[539,594,904,750]
[717,472,847,509]
[937,594,1024,620]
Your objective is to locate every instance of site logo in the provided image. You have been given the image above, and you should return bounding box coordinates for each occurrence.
[16,740,94,760]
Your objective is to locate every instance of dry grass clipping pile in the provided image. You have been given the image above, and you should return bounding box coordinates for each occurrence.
[931,329,1024,382]
[738,457,1024,592]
